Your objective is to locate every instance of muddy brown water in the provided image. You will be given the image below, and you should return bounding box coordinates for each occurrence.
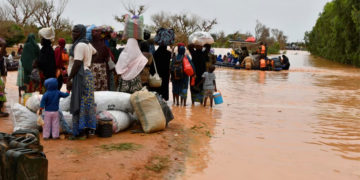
[184,51,360,180]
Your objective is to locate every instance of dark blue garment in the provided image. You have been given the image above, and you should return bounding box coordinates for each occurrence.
[40,78,69,112]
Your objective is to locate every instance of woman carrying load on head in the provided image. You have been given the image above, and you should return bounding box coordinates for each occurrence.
[20,34,40,92]
[67,24,97,139]
[90,27,111,91]
[188,43,206,105]
[38,27,57,93]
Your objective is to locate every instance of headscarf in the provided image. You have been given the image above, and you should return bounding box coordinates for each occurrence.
[55,38,66,69]
[70,24,89,57]
[91,27,109,63]
[177,46,185,60]
[20,34,40,83]
[38,38,56,79]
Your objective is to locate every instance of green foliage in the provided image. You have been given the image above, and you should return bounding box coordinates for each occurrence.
[305,0,360,67]
[0,21,25,47]
[268,42,280,54]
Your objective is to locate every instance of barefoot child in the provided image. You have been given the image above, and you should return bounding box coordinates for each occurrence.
[39,78,70,139]
[200,65,217,108]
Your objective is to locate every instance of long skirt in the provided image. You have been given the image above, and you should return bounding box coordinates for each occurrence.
[90,63,108,91]
[72,70,97,136]
[180,76,189,98]
[117,74,142,94]
[190,76,203,103]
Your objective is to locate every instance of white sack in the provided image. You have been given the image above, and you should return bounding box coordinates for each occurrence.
[108,111,133,133]
[95,91,133,113]
[12,103,38,131]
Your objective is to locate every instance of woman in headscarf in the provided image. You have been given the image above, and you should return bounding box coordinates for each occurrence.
[188,44,206,105]
[150,45,171,101]
[38,27,56,93]
[115,38,147,93]
[20,34,40,92]
[54,38,66,90]
[90,27,110,91]
[139,41,153,87]
[67,24,97,139]
[171,43,193,106]
[109,38,120,62]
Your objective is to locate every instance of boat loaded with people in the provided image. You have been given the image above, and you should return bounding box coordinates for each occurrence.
[215,39,291,71]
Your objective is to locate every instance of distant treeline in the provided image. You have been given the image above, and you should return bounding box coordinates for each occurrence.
[305,0,360,67]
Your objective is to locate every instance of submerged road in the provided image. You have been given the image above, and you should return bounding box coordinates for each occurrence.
[184,50,360,180]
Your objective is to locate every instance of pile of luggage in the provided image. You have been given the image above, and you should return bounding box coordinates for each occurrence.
[12,90,174,137]
[0,129,47,180]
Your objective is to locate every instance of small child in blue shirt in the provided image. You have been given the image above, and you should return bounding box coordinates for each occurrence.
[40,78,70,139]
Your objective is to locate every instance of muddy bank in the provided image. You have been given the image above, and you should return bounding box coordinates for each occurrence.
[0,71,217,180]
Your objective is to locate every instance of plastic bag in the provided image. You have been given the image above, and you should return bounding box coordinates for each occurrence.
[25,93,42,112]
[12,103,39,131]
[154,28,175,46]
[59,93,71,112]
[122,15,144,40]
[189,32,214,46]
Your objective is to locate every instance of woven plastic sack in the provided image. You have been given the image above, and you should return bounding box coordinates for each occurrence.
[154,28,175,46]
[95,91,133,113]
[122,15,144,40]
[108,111,133,133]
[130,90,166,133]
[189,32,214,46]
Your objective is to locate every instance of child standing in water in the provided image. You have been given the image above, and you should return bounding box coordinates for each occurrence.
[39,78,70,139]
[199,65,217,108]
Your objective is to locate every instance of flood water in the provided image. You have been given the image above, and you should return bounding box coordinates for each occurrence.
[184,51,360,180]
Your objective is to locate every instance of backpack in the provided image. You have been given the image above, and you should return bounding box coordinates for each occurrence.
[171,56,183,80]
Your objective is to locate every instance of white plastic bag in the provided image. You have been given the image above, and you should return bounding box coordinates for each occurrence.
[189,32,214,46]
[95,91,133,113]
[59,93,71,112]
[25,93,42,112]
[12,103,39,131]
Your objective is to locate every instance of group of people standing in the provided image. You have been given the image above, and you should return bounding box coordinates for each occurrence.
[10,24,217,139]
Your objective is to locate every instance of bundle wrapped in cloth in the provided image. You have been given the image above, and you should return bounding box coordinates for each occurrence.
[189,32,214,46]
[154,28,175,46]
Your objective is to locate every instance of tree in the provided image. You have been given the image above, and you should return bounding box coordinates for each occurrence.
[3,0,41,25]
[271,29,287,49]
[151,12,217,44]
[33,0,69,29]
[306,0,360,66]
[114,2,147,24]
[255,20,270,43]
[0,21,25,47]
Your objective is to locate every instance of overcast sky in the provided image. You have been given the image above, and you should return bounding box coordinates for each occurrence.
[1,0,331,42]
